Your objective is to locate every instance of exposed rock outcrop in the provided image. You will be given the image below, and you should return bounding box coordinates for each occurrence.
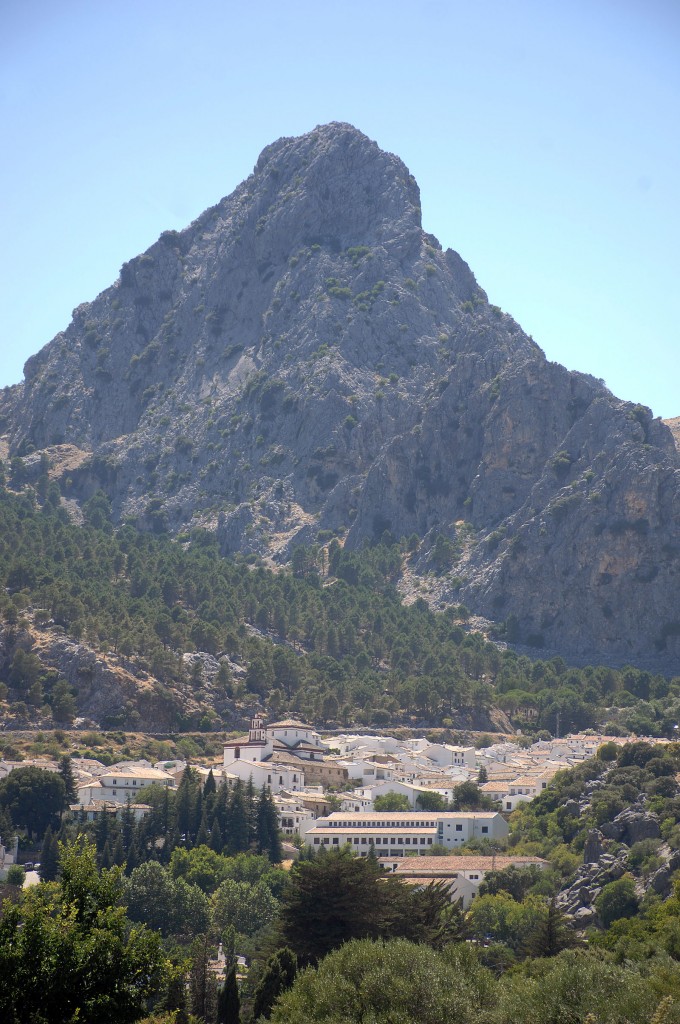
[0,620,241,732]
[1,123,678,669]
[599,805,661,845]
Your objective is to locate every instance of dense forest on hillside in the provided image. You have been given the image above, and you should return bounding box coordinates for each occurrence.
[0,480,679,734]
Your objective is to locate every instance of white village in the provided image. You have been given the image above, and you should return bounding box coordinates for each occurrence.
[0,716,656,907]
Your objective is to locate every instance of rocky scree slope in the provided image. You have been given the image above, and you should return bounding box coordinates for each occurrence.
[1,123,678,670]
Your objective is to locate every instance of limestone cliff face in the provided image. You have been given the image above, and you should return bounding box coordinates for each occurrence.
[1,123,678,670]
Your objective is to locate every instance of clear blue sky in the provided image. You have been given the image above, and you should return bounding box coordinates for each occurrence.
[2,0,678,417]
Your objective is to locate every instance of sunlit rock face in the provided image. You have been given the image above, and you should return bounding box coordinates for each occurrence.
[1,122,678,669]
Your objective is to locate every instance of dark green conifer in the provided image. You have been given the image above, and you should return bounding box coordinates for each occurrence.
[112,835,125,867]
[195,807,210,848]
[523,898,579,958]
[226,780,250,854]
[95,807,110,852]
[256,787,283,862]
[204,768,217,803]
[58,754,77,805]
[192,786,204,844]
[39,826,60,882]
[125,840,140,876]
[100,840,113,869]
[252,948,297,1021]
[210,817,224,854]
[176,767,199,839]
[121,796,135,852]
[217,964,240,1024]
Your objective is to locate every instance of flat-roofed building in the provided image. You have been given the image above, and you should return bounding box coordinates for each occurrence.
[303,811,508,857]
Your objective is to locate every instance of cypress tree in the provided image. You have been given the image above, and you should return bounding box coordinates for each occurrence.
[39,826,60,882]
[217,964,240,1024]
[252,948,297,1021]
[125,840,140,876]
[195,806,210,848]
[112,835,125,867]
[176,767,199,838]
[523,898,579,958]
[204,768,217,805]
[227,781,250,854]
[256,786,272,855]
[58,754,77,806]
[213,780,229,837]
[95,807,110,852]
[245,775,257,842]
[257,788,282,863]
[121,796,135,852]
[192,786,204,845]
[210,817,224,854]
[100,840,113,870]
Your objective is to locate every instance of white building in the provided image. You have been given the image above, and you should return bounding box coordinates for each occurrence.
[223,757,304,794]
[391,854,548,907]
[361,780,455,809]
[224,716,327,767]
[303,811,508,857]
[76,764,175,805]
[273,794,316,836]
[423,744,476,771]
[0,835,19,881]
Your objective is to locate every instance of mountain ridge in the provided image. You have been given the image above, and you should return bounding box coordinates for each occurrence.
[1,123,678,671]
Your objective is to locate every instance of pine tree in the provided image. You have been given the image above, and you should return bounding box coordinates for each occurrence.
[217,964,240,1024]
[523,898,579,958]
[477,765,489,785]
[39,826,60,882]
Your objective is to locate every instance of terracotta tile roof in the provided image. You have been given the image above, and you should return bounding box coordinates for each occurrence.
[269,719,314,729]
[393,855,548,874]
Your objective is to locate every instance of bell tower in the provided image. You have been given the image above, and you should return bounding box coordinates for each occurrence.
[249,714,267,745]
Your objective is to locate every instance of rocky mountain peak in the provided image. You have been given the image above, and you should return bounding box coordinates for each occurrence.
[250,121,423,248]
[1,125,678,672]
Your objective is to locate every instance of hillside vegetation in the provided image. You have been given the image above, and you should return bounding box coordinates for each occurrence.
[1,124,678,668]
[0,484,678,734]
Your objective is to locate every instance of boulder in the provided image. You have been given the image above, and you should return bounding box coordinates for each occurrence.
[583,829,604,863]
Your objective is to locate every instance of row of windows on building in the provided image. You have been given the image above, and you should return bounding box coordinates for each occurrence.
[439,824,490,835]
[312,836,435,846]
[325,820,432,828]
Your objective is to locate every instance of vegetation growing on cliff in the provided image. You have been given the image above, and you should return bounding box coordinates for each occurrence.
[0,487,678,733]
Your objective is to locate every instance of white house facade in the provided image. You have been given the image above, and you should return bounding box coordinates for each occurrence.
[303,811,508,857]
